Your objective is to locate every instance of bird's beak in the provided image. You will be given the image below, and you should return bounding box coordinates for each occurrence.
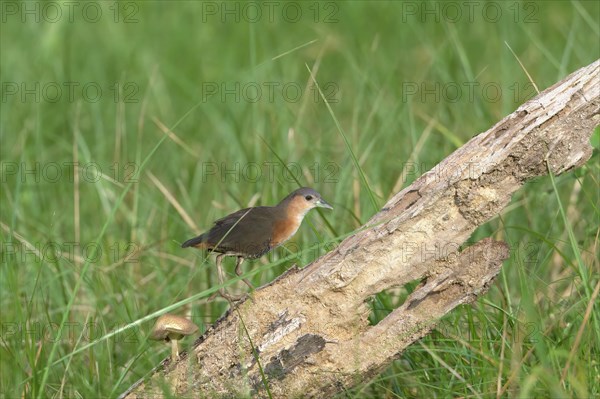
[316,199,333,210]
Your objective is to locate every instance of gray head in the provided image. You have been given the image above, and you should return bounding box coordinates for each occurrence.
[278,187,333,211]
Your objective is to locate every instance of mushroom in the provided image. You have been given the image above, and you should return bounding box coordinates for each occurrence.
[150,314,199,361]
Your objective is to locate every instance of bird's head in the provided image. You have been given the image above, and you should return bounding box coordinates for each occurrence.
[280,187,333,219]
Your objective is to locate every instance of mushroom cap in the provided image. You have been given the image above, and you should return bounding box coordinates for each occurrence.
[150,313,199,342]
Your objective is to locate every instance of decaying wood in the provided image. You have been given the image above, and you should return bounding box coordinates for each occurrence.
[121,59,599,398]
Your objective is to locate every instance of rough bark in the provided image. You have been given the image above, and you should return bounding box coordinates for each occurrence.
[121,59,599,398]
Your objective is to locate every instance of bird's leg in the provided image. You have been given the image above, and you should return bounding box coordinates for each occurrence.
[213,254,244,304]
[206,254,224,301]
[215,254,232,300]
[235,256,254,290]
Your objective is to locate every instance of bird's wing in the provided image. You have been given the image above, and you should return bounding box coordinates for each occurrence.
[205,207,277,256]
[213,207,253,226]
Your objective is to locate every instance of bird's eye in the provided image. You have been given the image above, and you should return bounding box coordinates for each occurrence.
[305,195,313,201]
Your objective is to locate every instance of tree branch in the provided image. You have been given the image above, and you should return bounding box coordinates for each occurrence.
[121,59,599,398]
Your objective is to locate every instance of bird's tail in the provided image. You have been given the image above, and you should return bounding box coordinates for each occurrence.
[181,234,206,248]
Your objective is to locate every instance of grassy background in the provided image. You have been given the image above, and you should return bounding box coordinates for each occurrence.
[1,1,599,398]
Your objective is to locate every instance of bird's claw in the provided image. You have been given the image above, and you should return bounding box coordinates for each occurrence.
[207,289,254,307]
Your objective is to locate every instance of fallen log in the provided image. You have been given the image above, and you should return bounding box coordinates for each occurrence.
[121,59,599,398]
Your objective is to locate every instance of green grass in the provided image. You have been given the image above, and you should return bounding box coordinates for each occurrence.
[1,1,599,398]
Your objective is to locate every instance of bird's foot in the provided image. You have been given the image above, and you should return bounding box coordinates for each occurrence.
[206,289,250,307]
[242,278,254,290]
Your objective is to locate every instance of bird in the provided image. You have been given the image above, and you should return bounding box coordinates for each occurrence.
[182,187,333,301]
